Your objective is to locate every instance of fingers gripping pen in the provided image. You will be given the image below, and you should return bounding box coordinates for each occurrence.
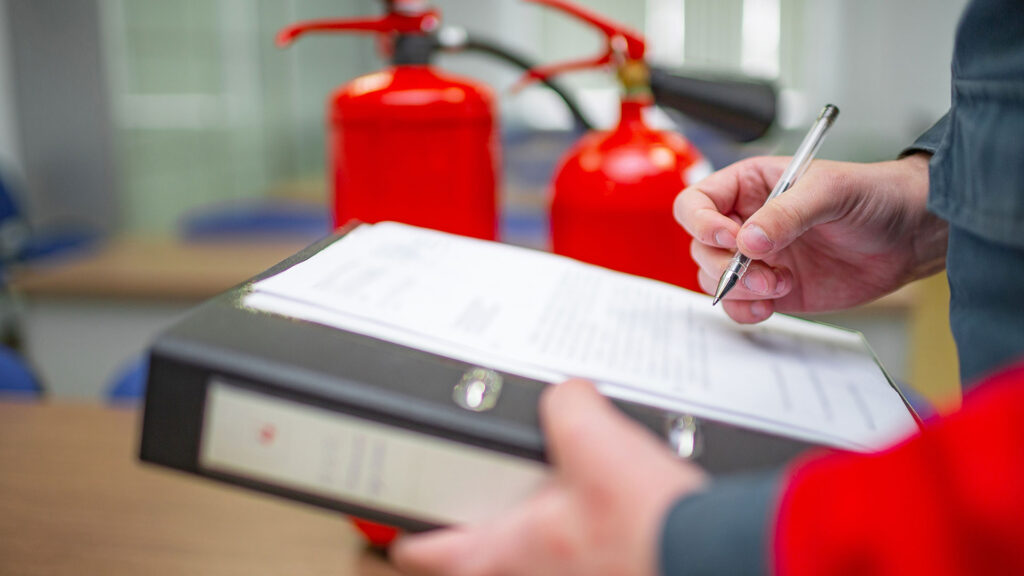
[712,104,840,305]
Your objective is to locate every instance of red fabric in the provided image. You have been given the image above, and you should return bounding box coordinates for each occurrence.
[774,361,1024,576]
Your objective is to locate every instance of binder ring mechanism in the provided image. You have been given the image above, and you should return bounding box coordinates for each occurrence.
[666,414,702,460]
[453,368,504,412]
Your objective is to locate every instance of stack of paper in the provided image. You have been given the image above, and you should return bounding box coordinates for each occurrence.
[245,222,918,452]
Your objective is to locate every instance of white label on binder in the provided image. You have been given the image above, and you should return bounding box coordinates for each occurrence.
[199,380,548,526]
[245,222,919,451]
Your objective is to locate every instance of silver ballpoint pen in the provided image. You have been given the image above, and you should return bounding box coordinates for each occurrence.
[712,104,840,306]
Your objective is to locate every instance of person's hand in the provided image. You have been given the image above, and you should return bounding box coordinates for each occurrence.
[390,379,707,576]
[674,153,948,323]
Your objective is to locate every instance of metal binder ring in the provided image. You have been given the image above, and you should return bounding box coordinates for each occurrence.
[453,368,503,412]
[667,414,702,460]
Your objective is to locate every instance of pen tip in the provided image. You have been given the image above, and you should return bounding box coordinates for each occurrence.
[713,271,738,306]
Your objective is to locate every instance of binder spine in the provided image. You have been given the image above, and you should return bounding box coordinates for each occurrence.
[199,381,547,528]
[140,341,551,531]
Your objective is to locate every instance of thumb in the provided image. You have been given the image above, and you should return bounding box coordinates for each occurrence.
[539,379,663,484]
[737,168,848,258]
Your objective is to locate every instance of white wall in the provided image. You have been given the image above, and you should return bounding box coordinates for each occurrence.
[0,0,23,177]
[794,0,968,159]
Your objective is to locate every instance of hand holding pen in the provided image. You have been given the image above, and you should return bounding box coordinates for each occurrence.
[674,105,946,324]
[713,104,839,304]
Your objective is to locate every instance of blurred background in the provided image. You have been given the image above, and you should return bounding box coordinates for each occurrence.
[0,0,966,407]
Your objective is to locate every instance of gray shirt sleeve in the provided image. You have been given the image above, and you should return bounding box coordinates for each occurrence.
[899,112,950,157]
[659,470,783,576]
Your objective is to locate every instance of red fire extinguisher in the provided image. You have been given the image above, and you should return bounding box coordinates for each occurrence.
[277,0,498,240]
[277,1,500,549]
[520,0,712,291]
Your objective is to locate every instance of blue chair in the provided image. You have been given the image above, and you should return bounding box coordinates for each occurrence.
[0,169,97,401]
[0,170,18,227]
[0,169,99,268]
[179,199,331,242]
[107,354,150,402]
[0,345,42,397]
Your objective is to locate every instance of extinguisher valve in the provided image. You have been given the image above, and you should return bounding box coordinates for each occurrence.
[276,8,440,48]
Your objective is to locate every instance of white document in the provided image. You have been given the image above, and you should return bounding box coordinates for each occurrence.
[245,222,919,451]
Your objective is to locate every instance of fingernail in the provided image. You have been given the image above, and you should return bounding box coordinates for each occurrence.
[713,230,736,249]
[740,225,774,254]
[742,269,770,295]
[775,269,789,294]
[751,301,768,318]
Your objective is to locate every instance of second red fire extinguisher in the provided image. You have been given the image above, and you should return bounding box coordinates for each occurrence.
[520,0,713,292]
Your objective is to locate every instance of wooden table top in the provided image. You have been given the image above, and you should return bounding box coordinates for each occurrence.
[10,237,312,302]
[0,401,402,576]
[8,235,919,310]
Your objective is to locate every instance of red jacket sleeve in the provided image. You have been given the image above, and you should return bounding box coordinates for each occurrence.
[774,361,1024,576]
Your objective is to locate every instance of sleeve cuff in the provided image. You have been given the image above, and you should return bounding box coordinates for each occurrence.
[899,113,950,158]
[659,470,783,576]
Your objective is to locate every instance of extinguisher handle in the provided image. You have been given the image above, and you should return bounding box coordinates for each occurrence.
[510,53,614,93]
[649,66,778,143]
[524,0,644,59]
[514,0,645,88]
[276,10,440,47]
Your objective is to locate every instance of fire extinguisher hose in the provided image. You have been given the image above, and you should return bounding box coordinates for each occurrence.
[436,28,595,131]
[434,29,778,142]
